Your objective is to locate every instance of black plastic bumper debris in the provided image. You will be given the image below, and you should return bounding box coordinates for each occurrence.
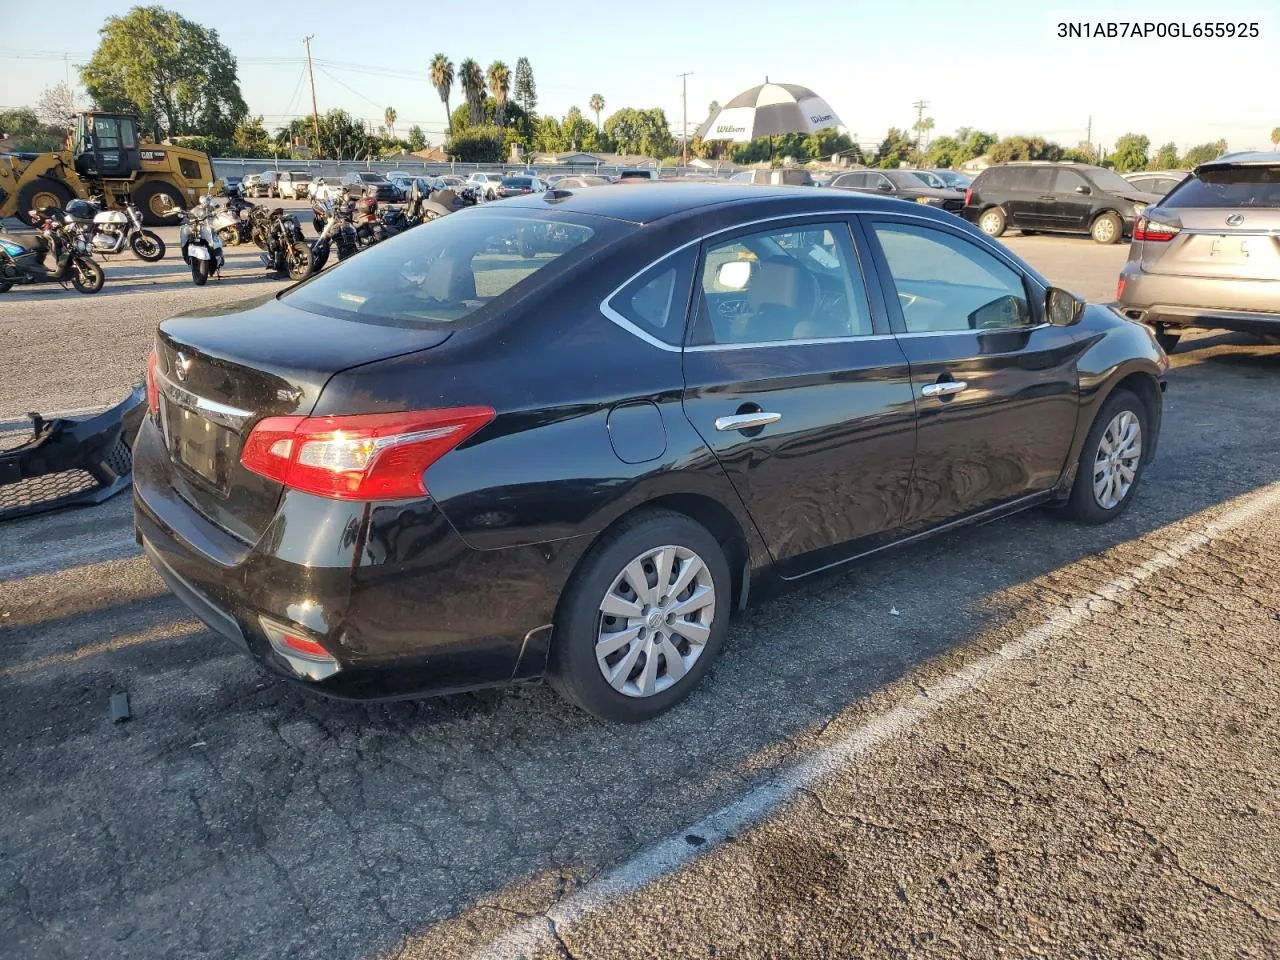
[0,386,147,521]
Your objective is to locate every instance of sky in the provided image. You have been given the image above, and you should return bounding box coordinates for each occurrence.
[2,0,1277,155]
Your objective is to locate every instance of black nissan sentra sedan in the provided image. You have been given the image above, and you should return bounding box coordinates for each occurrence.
[135,183,1168,721]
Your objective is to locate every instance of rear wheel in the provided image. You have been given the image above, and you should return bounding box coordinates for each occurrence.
[0,280,13,293]
[286,241,313,281]
[549,509,731,722]
[978,206,1006,237]
[1091,212,1122,244]
[1153,325,1181,353]
[15,178,74,225]
[129,230,166,261]
[1062,388,1148,524]
[70,257,105,294]
[191,258,210,286]
[136,182,185,226]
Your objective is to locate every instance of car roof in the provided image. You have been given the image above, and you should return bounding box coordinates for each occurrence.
[1196,151,1280,171]
[496,181,945,226]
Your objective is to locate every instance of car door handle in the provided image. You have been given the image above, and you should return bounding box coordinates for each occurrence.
[1039,195,1057,201]
[921,380,968,398]
[715,411,782,432]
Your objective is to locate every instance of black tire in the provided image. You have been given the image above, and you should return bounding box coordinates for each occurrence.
[0,280,13,293]
[135,181,185,226]
[978,206,1006,237]
[311,245,329,272]
[130,229,166,262]
[1153,326,1181,354]
[251,226,268,250]
[548,509,732,722]
[218,226,240,247]
[191,258,210,286]
[1021,229,1038,236]
[70,257,105,294]
[1091,211,1123,245]
[15,177,74,226]
[313,216,325,234]
[1062,388,1149,524]
[286,241,313,281]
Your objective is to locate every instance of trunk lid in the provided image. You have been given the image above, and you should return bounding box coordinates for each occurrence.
[1138,206,1280,280]
[154,293,452,543]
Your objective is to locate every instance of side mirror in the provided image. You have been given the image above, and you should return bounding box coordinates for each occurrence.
[1075,184,1091,195]
[716,260,752,291]
[1046,286,1085,326]
[878,182,893,192]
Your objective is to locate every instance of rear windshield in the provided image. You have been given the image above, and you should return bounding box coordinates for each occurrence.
[502,177,533,187]
[359,173,383,182]
[1162,166,1280,208]
[282,213,598,326]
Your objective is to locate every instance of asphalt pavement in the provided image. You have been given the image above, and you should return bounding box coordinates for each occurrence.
[2,225,1278,960]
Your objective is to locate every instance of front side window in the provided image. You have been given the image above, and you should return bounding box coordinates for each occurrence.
[1052,169,1087,193]
[872,222,1032,333]
[691,222,874,346]
[94,117,121,149]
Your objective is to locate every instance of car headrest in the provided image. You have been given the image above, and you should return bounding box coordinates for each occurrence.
[420,257,476,302]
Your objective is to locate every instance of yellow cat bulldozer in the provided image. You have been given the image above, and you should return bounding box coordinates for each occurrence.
[0,112,216,226]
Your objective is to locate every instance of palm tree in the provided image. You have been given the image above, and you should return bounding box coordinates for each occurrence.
[430,54,455,135]
[459,58,485,127]
[589,93,605,130]
[384,107,397,139]
[487,61,511,126]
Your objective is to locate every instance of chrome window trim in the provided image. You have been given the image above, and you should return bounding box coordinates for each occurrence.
[893,322,1050,339]
[157,372,254,430]
[685,333,897,352]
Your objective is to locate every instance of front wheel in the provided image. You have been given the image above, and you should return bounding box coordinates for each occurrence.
[1062,388,1148,524]
[0,280,12,293]
[70,258,105,294]
[548,509,731,722]
[286,241,313,281]
[251,226,268,250]
[130,229,166,262]
[978,206,1006,237]
[218,226,241,247]
[1091,212,1122,244]
[311,243,330,272]
[191,258,210,286]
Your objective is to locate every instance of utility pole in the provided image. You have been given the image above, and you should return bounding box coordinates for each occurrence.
[678,71,693,167]
[1086,115,1092,159]
[303,35,320,146]
[911,99,929,159]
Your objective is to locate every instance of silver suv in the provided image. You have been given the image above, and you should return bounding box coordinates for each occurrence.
[1115,152,1280,352]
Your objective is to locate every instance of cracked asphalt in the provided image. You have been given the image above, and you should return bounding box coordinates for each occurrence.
[2,226,1279,960]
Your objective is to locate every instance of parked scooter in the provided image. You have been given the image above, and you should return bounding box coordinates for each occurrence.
[212,187,255,247]
[174,189,225,286]
[65,195,165,262]
[251,206,312,280]
[0,208,105,294]
[309,200,359,272]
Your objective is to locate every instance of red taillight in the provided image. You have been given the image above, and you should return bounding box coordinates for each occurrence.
[146,348,160,414]
[964,187,972,207]
[1116,277,1126,299]
[1133,217,1179,242]
[240,407,495,501]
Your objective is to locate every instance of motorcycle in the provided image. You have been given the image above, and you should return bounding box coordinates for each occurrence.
[252,206,313,281]
[309,200,359,272]
[212,187,255,247]
[174,190,225,286]
[0,208,105,294]
[351,197,387,248]
[65,195,165,262]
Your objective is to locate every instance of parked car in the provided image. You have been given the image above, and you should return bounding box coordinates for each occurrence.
[1122,170,1189,197]
[343,171,399,202]
[219,175,243,196]
[729,168,814,186]
[496,175,547,198]
[241,173,266,198]
[136,183,1166,721]
[467,172,506,200]
[554,176,611,189]
[617,169,659,181]
[436,175,466,189]
[309,177,346,204]
[829,169,965,211]
[277,171,312,200]
[963,162,1161,244]
[924,169,972,190]
[254,171,283,198]
[1114,152,1280,352]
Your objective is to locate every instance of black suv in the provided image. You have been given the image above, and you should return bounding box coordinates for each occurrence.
[962,162,1161,244]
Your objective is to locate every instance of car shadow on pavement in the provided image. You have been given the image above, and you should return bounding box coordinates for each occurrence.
[3,357,1280,960]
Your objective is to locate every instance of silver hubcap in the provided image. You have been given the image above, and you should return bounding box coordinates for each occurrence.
[980,211,1001,234]
[1095,219,1116,242]
[1093,410,1142,509]
[595,544,715,698]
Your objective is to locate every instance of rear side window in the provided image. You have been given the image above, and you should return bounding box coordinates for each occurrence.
[604,248,696,346]
[283,213,598,326]
[1162,166,1280,208]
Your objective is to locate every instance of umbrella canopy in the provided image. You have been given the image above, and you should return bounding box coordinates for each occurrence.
[698,82,842,143]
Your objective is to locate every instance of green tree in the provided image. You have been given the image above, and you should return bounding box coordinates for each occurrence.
[0,108,68,151]
[231,115,270,155]
[951,128,996,163]
[874,127,914,167]
[588,93,605,130]
[1110,132,1150,173]
[1152,141,1179,169]
[407,125,427,152]
[307,109,380,160]
[802,127,854,161]
[430,54,454,135]
[563,106,590,150]
[604,107,673,157]
[707,100,720,119]
[449,124,505,162]
[383,106,397,139]
[487,61,510,126]
[459,59,485,127]
[80,5,246,139]
[988,135,1063,163]
[533,115,565,152]
[514,57,537,117]
[912,115,935,153]
[1181,142,1222,166]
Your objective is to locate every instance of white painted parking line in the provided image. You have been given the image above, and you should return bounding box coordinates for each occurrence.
[468,479,1280,960]
[0,536,140,582]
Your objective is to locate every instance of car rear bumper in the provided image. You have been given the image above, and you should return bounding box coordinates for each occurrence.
[1116,263,1280,333]
[132,416,565,700]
